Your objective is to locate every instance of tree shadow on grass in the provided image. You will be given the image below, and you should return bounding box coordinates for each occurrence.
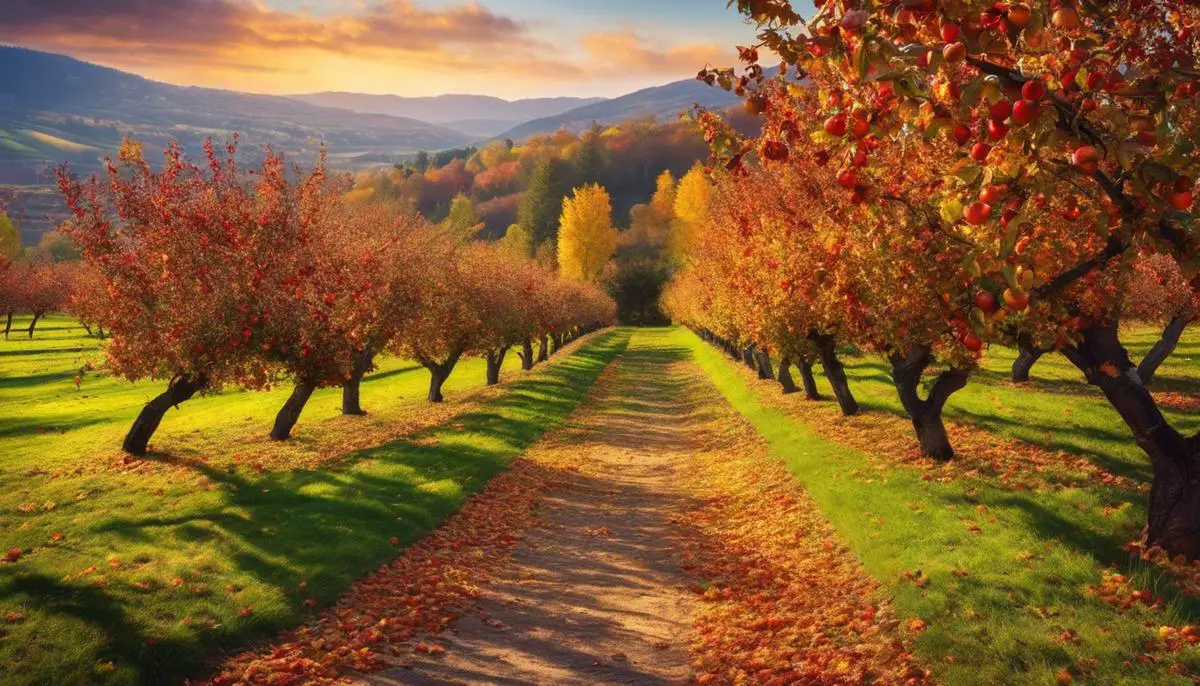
[0,330,631,685]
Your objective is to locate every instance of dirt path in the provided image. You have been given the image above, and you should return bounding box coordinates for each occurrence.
[362,330,699,685]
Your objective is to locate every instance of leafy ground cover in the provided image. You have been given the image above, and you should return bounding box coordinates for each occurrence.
[683,326,1200,685]
[0,321,628,685]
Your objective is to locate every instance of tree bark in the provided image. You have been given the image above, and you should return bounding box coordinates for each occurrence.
[342,349,375,416]
[743,344,757,370]
[26,312,42,339]
[1012,340,1045,383]
[270,379,317,441]
[122,375,207,456]
[537,335,550,363]
[423,351,462,403]
[889,346,970,461]
[3,311,12,337]
[1062,324,1200,559]
[754,348,775,380]
[777,356,799,395]
[486,346,509,386]
[552,333,565,354]
[810,333,859,416]
[798,357,822,401]
[518,338,535,371]
[1139,311,1194,387]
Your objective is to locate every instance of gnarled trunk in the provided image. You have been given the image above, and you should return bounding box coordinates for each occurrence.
[26,312,42,339]
[1063,324,1200,559]
[423,351,463,403]
[519,338,535,370]
[271,379,317,441]
[537,335,550,363]
[342,348,376,416]
[889,346,970,462]
[486,346,509,386]
[755,348,774,380]
[810,332,859,416]
[777,356,799,395]
[1139,311,1194,387]
[123,375,208,456]
[1012,341,1045,383]
[798,357,822,401]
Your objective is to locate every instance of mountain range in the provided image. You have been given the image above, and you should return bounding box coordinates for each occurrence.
[0,45,737,242]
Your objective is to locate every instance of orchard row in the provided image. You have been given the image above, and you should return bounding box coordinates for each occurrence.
[666,2,1200,557]
[49,139,614,456]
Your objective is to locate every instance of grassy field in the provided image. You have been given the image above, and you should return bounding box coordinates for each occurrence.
[683,326,1200,684]
[0,317,629,685]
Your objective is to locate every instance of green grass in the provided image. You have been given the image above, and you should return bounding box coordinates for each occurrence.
[0,315,531,474]
[0,319,629,685]
[681,326,1200,685]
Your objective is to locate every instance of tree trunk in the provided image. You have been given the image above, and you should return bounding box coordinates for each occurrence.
[122,375,207,456]
[798,357,822,401]
[743,344,757,370]
[3,311,12,337]
[270,380,317,441]
[1139,311,1193,387]
[424,352,462,403]
[81,322,93,336]
[519,338,534,371]
[810,333,859,416]
[537,335,550,363]
[889,346,970,461]
[486,346,509,386]
[755,348,774,380]
[26,312,42,339]
[1012,342,1045,383]
[777,357,799,395]
[1063,324,1200,559]
[342,349,375,416]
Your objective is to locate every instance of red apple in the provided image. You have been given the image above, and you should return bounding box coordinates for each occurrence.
[1072,145,1100,173]
[941,22,961,43]
[962,333,984,352]
[964,201,993,225]
[987,118,1009,140]
[838,169,857,189]
[990,99,1013,121]
[953,124,972,145]
[1021,79,1047,101]
[1012,99,1040,125]
[975,291,998,313]
[972,142,992,162]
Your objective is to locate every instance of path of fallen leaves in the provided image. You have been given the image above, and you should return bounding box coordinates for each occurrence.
[667,361,929,685]
[202,331,926,685]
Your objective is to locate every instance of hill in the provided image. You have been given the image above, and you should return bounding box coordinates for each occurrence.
[0,46,475,241]
[498,79,739,141]
[288,93,604,138]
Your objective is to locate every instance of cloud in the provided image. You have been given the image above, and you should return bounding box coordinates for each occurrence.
[581,30,731,75]
[0,1,731,95]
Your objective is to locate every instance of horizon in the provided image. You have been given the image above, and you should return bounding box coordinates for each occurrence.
[0,0,812,100]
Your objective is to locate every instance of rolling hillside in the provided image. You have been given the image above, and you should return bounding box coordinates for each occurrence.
[288,93,604,138]
[498,79,739,140]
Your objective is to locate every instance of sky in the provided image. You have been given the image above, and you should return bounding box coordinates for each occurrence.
[0,0,810,100]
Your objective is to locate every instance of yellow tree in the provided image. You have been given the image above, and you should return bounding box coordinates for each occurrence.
[499,223,533,258]
[670,165,712,264]
[0,212,20,261]
[558,184,617,283]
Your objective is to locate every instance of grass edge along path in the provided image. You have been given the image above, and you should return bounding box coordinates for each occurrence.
[0,329,630,686]
[680,327,1200,685]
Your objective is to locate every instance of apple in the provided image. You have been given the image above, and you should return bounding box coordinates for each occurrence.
[944,42,967,64]
[962,333,984,352]
[987,118,1009,140]
[1007,3,1032,28]
[1052,7,1081,29]
[853,149,869,167]
[972,142,992,162]
[1012,99,1040,125]
[990,99,1013,121]
[1021,79,1047,101]
[1072,145,1100,173]
[964,201,993,225]
[980,184,1008,204]
[850,116,870,138]
[838,169,857,189]
[825,114,848,137]
[4,548,20,563]
[1168,190,1194,211]
[953,124,972,145]
[975,290,998,313]
[941,22,961,43]
[1004,288,1030,311]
